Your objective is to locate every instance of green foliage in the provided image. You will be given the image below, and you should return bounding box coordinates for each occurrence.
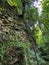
[34,26,42,45]
[37,0,49,64]
[41,0,49,30]
[0,8,4,11]
[6,0,22,14]
[7,0,21,7]
[25,7,38,23]
[42,0,49,13]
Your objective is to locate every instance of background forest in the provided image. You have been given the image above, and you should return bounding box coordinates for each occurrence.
[0,0,49,65]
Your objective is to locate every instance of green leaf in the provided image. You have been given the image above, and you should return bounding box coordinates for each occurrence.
[7,0,17,6]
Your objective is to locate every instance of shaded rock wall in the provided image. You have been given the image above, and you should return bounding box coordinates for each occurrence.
[0,10,30,65]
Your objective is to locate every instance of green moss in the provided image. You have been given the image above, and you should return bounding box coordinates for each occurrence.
[0,7,4,11]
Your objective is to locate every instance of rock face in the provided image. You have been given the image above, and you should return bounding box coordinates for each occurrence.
[3,46,25,65]
[0,11,29,65]
[0,11,28,43]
